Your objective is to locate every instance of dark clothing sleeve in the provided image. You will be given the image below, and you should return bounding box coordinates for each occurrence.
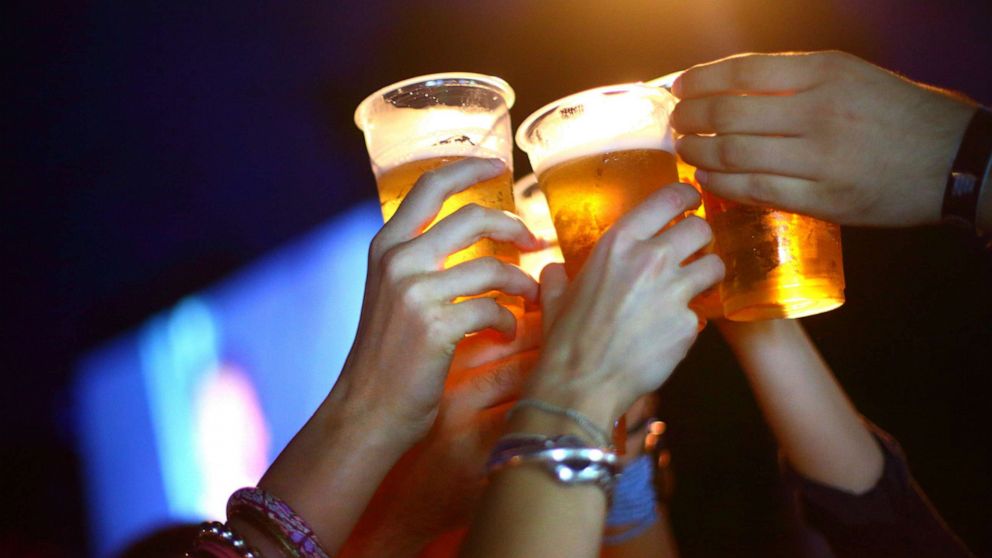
[782,423,974,558]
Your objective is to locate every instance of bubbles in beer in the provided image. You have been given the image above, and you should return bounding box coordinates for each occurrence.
[376,155,523,315]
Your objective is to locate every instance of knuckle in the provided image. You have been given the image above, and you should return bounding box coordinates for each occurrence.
[659,187,688,212]
[817,50,851,71]
[717,136,747,169]
[745,174,777,204]
[474,256,505,276]
[678,310,700,337]
[603,226,636,255]
[397,275,428,307]
[458,202,488,220]
[477,298,504,322]
[424,306,453,340]
[659,243,680,268]
[710,97,740,130]
[649,242,676,271]
[731,58,757,90]
[369,232,391,262]
[414,169,442,193]
[380,245,411,281]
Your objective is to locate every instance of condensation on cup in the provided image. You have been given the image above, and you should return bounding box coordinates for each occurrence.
[649,71,845,321]
[355,73,523,314]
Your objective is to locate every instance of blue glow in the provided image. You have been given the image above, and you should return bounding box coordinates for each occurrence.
[139,297,218,520]
[74,201,382,557]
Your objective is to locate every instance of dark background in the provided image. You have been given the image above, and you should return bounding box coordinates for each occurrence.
[5,1,992,556]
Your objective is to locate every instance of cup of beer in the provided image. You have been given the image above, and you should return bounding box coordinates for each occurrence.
[674,156,724,321]
[649,72,846,321]
[355,73,522,314]
[516,83,682,279]
[517,83,688,451]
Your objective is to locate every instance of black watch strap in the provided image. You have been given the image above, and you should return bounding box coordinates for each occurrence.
[942,106,992,232]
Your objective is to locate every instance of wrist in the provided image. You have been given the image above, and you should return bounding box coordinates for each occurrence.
[520,377,621,437]
[322,373,425,450]
[339,520,427,558]
[717,318,798,347]
[924,93,977,224]
[225,517,290,558]
[315,397,417,460]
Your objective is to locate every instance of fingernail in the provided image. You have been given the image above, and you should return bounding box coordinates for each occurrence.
[695,169,709,186]
[672,76,683,97]
[533,239,551,252]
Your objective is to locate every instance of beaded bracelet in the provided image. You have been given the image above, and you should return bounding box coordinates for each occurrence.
[189,521,261,558]
[227,488,330,558]
[603,455,660,545]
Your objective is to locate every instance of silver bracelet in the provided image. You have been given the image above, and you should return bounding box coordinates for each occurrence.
[509,399,613,448]
[487,435,619,494]
[190,521,261,558]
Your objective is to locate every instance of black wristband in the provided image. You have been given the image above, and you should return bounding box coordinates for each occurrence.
[942,106,992,232]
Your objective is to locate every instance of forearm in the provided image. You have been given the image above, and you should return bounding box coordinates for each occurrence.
[249,379,415,556]
[601,512,679,558]
[719,320,882,493]
[460,387,616,558]
[337,512,426,558]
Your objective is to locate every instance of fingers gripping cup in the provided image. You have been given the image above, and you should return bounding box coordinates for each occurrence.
[355,73,522,314]
[517,83,685,452]
[649,71,846,321]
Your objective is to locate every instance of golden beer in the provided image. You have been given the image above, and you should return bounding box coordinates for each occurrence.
[675,157,724,320]
[518,83,685,453]
[356,73,523,315]
[375,155,521,311]
[651,70,845,321]
[537,148,679,277]
[702,194,844,321]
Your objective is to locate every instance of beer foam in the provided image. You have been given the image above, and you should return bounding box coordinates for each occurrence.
[365,104,513,174]
[533,135,674,175]
[373,134,510,176]
[517,83,677,176]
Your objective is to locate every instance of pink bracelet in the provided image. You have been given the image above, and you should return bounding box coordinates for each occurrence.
[227,487,330,558]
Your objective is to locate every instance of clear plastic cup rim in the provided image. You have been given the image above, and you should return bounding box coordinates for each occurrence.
[515,82,671,154]
[354,72,516,131]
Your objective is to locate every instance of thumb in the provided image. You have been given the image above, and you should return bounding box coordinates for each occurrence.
[539,263,569,337]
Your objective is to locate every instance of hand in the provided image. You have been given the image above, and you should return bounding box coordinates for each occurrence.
[525,183,725,429]
[672,51,977,227]
[340,337,541,558]
[334,157,543,442]
[252,159,544,556]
